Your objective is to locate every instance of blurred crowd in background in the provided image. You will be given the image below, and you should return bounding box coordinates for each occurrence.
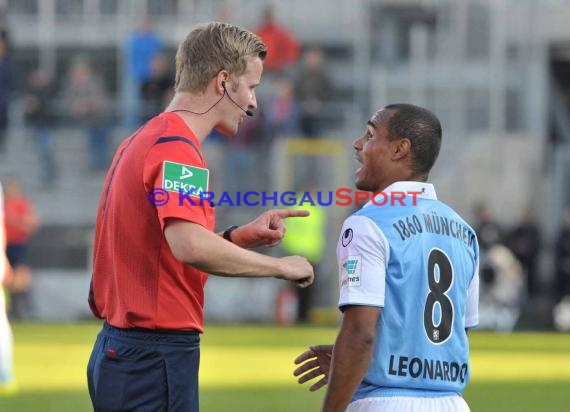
[0,1,569,331]
[0,7,336,188]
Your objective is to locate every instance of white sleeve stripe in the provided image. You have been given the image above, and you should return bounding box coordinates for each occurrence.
[339,294,386,306]
[337,215,388,308]
[339,302,384,309]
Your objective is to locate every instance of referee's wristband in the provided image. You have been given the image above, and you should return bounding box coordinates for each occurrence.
[222,225,239,243]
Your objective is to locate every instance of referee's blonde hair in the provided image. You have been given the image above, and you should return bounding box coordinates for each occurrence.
[175,22,267,93]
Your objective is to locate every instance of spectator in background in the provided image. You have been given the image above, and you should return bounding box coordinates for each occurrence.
[0,35,10,153]
[473,202,502,251]
[0,182,17,395]
[124,16,163,129]
[507,208,542,298]
[3,177,39,321]
[555,207,570,302]
[478,244,524,331]
[255,6,300,74]
[254,5,301,108]
[23,68,57,186]
[266,76,301,138]
[295,47,334,137]
[64,58,111,172]
[140,53,174,122]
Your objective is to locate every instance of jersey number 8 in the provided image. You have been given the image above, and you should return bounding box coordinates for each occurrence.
[423,249,454,344]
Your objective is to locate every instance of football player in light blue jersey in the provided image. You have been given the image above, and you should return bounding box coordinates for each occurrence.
[294,104,479,412]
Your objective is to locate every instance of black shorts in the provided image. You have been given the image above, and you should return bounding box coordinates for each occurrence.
[87,322,201,411]
[6,244,28,266]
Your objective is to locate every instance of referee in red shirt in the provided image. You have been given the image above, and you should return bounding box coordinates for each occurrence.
[87,22,314,412]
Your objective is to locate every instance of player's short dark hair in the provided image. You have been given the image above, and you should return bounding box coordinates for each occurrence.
[384,103,442,177]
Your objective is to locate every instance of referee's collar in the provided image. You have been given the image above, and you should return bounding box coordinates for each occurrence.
[364,181,437,208]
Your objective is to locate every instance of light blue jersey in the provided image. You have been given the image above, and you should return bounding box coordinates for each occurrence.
[336,182,479,401]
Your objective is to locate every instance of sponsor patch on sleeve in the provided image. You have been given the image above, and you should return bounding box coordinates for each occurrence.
[342,255,362,287]
[162,161,209,197]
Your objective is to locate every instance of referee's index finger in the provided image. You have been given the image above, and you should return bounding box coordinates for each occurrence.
[273,209,310,218]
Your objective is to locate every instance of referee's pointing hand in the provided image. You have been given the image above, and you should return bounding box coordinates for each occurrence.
[230,209,310,249]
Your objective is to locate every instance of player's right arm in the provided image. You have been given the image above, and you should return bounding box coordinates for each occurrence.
[323,306,381,412]
[319,214,387,409]
[164,219,313,287]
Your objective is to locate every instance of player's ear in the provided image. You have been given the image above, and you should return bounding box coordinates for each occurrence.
[393,138,411,160]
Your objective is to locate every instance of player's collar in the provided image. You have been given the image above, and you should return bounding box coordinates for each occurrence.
[364,181,437,208]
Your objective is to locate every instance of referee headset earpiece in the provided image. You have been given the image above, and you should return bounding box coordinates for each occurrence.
[220,79,254,117]
[169,78,237,116]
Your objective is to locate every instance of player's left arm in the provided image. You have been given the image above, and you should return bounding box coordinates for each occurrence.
[322,305,381,412]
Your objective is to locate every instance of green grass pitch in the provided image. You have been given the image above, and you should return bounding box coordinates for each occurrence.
[0,323,569,411]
